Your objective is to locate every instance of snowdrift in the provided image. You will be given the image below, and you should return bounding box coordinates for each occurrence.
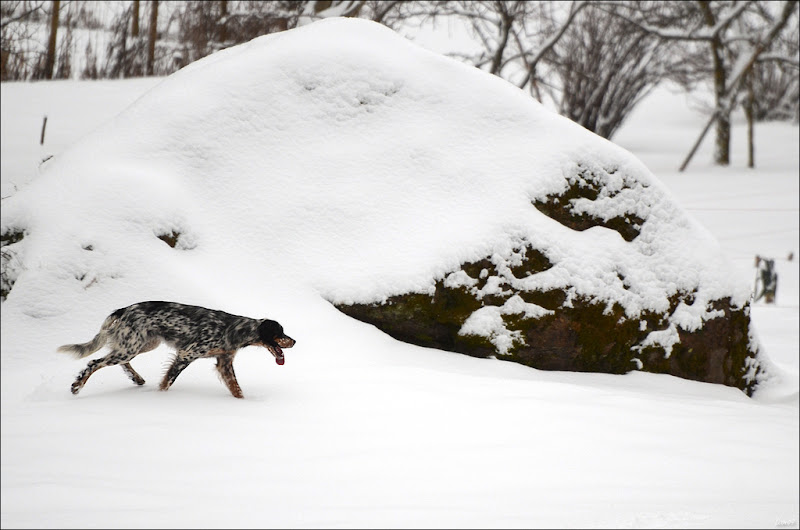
[0,18,768,394]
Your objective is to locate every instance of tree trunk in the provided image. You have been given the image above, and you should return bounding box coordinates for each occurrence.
[746,74,755,168]
[698,1,730,166]
[490,11,512,76]
[679,110,718,172]
[132,0,140,38]
[119,13,128,78]
[219,0,228,44]
[714,102,731,166]
[314,0,333,12]
[146,0,158,76]
[44,0,60,80]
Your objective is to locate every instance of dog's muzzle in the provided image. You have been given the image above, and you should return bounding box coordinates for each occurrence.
[268,336,295,365]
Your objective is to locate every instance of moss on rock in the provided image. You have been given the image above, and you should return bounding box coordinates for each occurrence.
[337,282,496,358]
[532,162,645,242]
[333,164,763,397]
[157,230,181,248]
[334,249,762,396]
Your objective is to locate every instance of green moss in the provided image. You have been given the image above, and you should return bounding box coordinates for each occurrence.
[509,247,552,278]
[518,289,566,311]
[461,258,493,281]
[333,247,762,396]
[453,332,496,356]
[157,230,181,248]
[717,300,762,396]
[526,297,641,374]
[532,164,645,242]
[337,282,495,357]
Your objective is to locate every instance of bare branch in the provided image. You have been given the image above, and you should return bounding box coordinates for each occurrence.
[600,0,753,42]
[515,1,588,89]
[0,3,45,29]
[756,52,800,68]
[724,0,798,97]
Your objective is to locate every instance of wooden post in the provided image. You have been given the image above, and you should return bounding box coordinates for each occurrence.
[40,116,48,145]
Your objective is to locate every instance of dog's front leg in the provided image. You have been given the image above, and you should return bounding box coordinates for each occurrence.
[159,353,194,392]
[215,354,243,398]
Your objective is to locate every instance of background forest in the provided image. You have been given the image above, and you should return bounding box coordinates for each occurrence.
[2,0,798,169]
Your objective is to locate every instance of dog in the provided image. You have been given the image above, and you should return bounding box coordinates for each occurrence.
[58,301,295,398]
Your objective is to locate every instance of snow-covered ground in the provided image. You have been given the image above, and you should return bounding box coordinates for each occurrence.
[2,20,798,530]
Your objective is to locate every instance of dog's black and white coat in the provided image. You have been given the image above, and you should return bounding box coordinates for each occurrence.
[58,301,295,398]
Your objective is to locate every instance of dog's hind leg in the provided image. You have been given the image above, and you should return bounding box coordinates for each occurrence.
[71,348,131,395]
[215,354,243,398]
[121,363,145,386]
[72,358,104,394]
[119,338,159,386]
[159,351,195,392]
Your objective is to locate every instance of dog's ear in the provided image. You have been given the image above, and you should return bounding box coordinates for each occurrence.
[258,319,283,344]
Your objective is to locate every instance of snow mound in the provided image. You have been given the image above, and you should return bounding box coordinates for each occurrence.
[1,18,761,389]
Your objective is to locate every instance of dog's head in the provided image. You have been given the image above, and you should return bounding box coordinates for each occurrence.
[257,319,295,365]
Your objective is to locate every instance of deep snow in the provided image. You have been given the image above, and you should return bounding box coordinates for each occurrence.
[0,18,769,379]
[1,18,798,529]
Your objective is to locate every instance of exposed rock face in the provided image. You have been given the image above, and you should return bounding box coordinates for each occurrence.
[335,162,765,396]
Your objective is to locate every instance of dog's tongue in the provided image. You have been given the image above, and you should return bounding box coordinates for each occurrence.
[276,355,285,366]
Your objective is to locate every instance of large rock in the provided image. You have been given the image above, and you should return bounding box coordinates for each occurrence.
[335,158,765,395]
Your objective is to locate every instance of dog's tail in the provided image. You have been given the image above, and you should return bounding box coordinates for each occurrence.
[57,310,122,359]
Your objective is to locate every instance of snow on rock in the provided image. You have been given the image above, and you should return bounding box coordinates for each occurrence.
[460,295,554,355]
[0,18,768,394]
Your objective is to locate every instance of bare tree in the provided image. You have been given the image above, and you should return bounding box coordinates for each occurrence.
[102,1,146,78]
[218,0,227,43]
[751,51,800,122]
[397,1,587,101]
[677,0,798,170]
[297,0,365,25]
[43,0,59,79]
[362,0,406,26]
[545,2,679,139]
[53,0,73,79]
[1,1,46,80]
[1,0,44,28]
[174,0,397,68]
[610,0,798,168]
[422,1,542,83]
[176,1,297,64]
[421,1,671,139]
[132,0,139,37]
[748,3,800,122]
[146,0,158,75]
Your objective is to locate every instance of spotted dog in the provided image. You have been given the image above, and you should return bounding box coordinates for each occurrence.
[58,301,295,398]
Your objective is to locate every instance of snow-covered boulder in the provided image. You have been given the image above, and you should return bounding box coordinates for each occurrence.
[337,162,765,393]
[0,18,768,395]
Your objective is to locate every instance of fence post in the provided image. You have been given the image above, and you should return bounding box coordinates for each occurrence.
[40,115,48,145]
